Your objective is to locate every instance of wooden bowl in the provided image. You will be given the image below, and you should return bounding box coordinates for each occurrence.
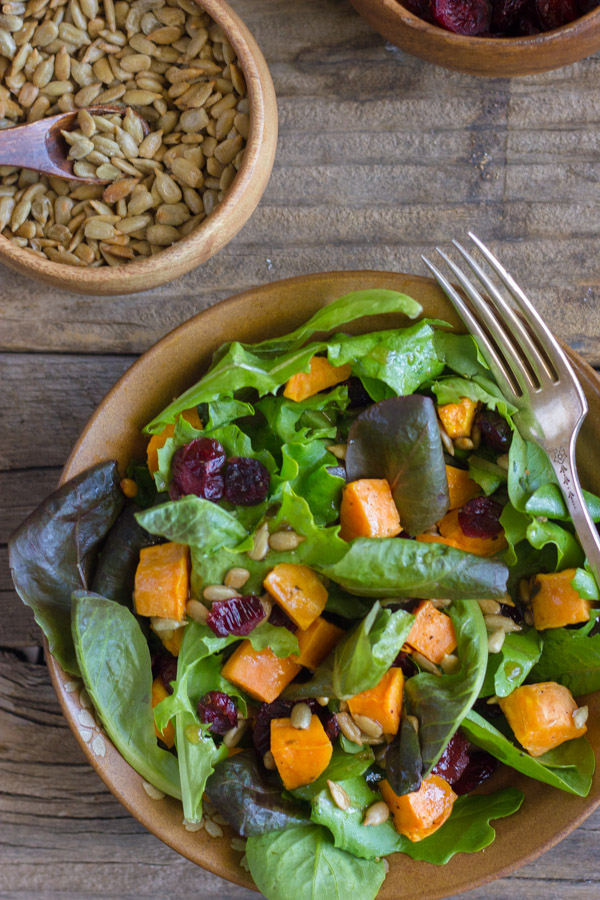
[50,270,600,897]
[0,0,278,295]
[349,0,600,77]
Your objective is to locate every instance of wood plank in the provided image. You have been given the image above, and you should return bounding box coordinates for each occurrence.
[0,468,61,542]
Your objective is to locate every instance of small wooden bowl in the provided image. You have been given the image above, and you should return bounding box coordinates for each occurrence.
[49,270,600,898]
[0,0,277,295]
[349,0,600,76]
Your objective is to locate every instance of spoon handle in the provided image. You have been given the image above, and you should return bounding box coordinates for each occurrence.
[0,115,77,179]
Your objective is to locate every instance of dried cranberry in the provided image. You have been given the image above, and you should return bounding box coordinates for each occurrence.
[476,409,512,453]
[206,594,266,637]
[431,0,491,33]
[404,0,434,16]
[269,605,298,633]
[490,0,528,29]
[500,601,524,624]
[152,652,178,694]
[322,710,340,742]
[452,751,499,795]
[432,730,470,784]
[536,0,579,27]
[347,377,373,409]
[392,651,417,678]
[169,437,226,500]
[253,698,294,756]
[224,457,270,506]
[458,497,503,538]
[197,690,238,735]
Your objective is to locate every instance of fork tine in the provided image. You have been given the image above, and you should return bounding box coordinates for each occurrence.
[433,247,534,397]
[452,239,556,387]
[467,232,580,390]
[421,254,520,402]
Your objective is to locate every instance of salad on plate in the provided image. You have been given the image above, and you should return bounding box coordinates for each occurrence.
[9,288,600,900]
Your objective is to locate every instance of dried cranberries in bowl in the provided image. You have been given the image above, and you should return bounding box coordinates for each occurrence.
[402,0,598,36]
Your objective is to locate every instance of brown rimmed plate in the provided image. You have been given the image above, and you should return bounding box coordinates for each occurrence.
[49,270,600,898]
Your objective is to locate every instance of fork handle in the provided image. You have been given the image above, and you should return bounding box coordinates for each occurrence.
[547,432,600,588]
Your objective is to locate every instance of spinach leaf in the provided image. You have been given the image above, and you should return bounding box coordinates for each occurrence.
[205,750,309,836]
[291,746,374,801]
[320,539,509,600]
[136,494,248,552]
[462,710,595,796]
[345,395,449,536]
[246,825,386,900]
[529,622,600,695]
[156,622,228,822]
[393,788,524,864]
[9,460,124,675]
[507,429,557,513]
[432,331,490,380]
[311,775,523,864]
[386,714,422,796]
[72,592,181,798]
[405,600,488,773]
[479,629,543,699]
[91,503,159,607]
[312,776,401,859]
[525,483,600,522]
[145,290,423,432]
[126,461,157,508]
[332,602,414,698]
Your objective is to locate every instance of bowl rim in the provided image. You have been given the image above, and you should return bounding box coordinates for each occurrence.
[0,0,277,293]
[356,0,600,46]
[48,268,600,899]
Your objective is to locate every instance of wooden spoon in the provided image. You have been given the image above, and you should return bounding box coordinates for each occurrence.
[0,106,149,183]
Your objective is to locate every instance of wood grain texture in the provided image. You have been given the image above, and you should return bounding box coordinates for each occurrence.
[3,0,600,897]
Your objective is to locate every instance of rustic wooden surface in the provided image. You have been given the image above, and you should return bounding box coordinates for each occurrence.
[3,0,600,897]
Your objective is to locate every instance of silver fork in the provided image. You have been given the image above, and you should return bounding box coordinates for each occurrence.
[422,232,600,587]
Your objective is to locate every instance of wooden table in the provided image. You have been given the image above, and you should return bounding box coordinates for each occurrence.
[3,0,600,897]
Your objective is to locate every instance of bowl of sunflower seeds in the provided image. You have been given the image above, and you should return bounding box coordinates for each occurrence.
[0,0,278,293]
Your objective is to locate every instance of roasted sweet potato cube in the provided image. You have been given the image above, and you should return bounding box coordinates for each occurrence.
[437,397,478,439]
[339,478,402,542]
[499,682,587,757]
[146,407,203,475]
[446,465,480,510]
[380,775,456,842]
[406,600,457,664]
[264,563,328,631]
[134,542,189,621]
[152,675,175,749]
[347,668,404,735]
[530,569,591,630]
[292,617,344,669]
[437,508,507,557]
[270,715,333,790]
[221,641,301,703]
[283,356,352,403]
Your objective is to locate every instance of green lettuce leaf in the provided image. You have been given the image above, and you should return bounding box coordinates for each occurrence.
[72,592,181,798]
[273,441,345,526]
[145,290,423,432]
[246,824,386,900]
[405,599,488,773]
[291,746,374,802]
[135,494,248,552]
[525,483,600,522]
[332,601,414,698]
[430,375,517,420]
[257,385,348,445]
[462,710,595,796]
